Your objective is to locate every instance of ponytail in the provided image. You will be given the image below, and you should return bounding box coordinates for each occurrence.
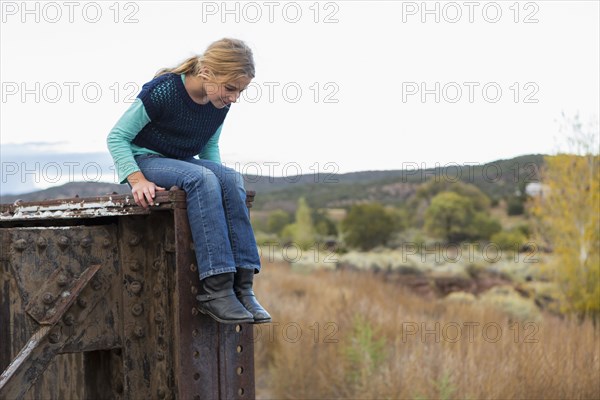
[154,56,199,78]
[154,38,255,83]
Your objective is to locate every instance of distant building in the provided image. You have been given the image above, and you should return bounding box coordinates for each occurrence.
[525,182,549,198]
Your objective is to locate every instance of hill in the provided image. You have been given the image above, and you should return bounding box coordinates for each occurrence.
[0,182,130,204]
[245,154,545,210]
[0,154,544,209]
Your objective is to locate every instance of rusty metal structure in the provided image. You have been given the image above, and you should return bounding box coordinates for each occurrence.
[0,188,256,399]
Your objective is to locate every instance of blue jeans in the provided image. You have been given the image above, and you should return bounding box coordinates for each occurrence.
[134,154,261,280]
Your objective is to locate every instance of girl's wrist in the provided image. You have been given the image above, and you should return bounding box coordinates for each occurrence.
[127,171,146,185]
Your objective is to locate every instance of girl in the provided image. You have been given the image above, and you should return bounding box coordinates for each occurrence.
[107,38,271,324]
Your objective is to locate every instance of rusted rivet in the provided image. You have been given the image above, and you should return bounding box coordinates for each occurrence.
[57,274,69,287]
[153,286,162,298]
[154,312,164,323]
[237,366,244,375]
[191,307,198,316]
[129,235,141,246]
[77,297,87,308]
[130,281,143,294]
[236,345,243,353]
[42,292,55,304]
[190,242,195,252]
[193,373,200,381]
[191,286,198,295]
[13,239,27,251]
[133,326,145,338]
[156,351,165,361]
[90,278,102,291]
[36,237,47,249]
[157,388,166,399]
[102,237,111,248]
[63,313,75,326]
[131,303,144,316]
[190,263,197,272]
[193,351,200,359]
[45,308,57,318]
[58,236,69,248]
[152,259,161,271]
[130,261,141,271]
[48,331,61,344]
[192,329,199,337]
[238,388,244,396]
[80,237,92,248]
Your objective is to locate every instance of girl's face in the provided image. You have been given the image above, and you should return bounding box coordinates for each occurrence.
[205,76,252,109]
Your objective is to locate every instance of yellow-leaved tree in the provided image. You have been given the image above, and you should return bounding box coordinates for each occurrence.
[530,114,600,321]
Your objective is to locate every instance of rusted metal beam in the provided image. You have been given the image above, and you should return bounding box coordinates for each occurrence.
[0,189,255,222]
[0,187,258,399]
[0,264,101,399]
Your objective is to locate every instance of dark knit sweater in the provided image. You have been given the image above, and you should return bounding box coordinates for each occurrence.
[132,73,229,159]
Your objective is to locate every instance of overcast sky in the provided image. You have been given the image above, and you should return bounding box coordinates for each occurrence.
[1,1,599,194]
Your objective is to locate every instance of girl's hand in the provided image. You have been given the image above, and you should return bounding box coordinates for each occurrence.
[127,171,166,208]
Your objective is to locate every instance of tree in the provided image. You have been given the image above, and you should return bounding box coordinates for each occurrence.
[530,154,599,321]
[424,192,474,242]
[424,192,501,242]
[280,197,316,249]
[530,113,599,321]
[408,180,492,228]
[267,209,292,235]
[312,209,338,237]
[342,203,399,250]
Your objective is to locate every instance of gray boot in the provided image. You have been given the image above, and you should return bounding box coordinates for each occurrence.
[196,272,254,324]
[234,269,272,324]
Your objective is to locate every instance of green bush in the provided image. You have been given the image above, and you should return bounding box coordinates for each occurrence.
[469,211,502,240]
[490,229,528,251]
[424,192,474,242]
[266,209,293,235]
[507,195,525,215]
[342,203,400,250]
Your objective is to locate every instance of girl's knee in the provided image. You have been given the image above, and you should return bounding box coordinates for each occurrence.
[183,167,220,189]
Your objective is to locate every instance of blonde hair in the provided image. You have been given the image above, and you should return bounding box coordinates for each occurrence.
[155,38,255,84]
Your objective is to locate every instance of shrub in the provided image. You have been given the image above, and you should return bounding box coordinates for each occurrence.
[490,230,529,251]
[342,203,399,250]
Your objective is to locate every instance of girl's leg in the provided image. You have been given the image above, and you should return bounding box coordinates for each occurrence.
[181,158,270,323]
[134,154,254,324]
[180,158,261,273]
[135,154,237,278]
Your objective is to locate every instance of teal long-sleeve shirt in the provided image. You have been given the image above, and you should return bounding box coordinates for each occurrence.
[106,74,222,184]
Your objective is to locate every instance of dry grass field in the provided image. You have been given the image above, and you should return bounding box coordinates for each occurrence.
[252,259,600,400]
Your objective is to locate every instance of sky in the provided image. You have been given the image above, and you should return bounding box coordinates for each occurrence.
[1,0,599,195]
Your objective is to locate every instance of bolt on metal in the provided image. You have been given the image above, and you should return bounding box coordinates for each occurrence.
[130,281,143,294]
[36,237,47,249]
[48,331,61,344]
[63,314,75,326]
[133,326,145,338]
[57,274,69,287]
[42,293,55,304]
[13,239,27,251]
[131,304,144,316]
[129,235,141,246]
[58,236,70,248]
